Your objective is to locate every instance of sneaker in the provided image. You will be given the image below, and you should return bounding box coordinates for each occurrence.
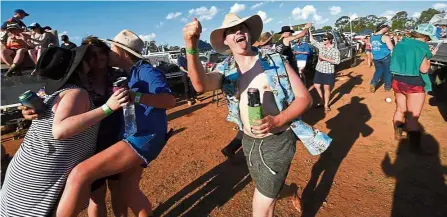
[370,85,376,93]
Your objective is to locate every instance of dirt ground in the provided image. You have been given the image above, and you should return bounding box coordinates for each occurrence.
[2,55,447,217]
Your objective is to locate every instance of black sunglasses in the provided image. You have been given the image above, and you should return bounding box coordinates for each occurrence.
[323,38,329,41]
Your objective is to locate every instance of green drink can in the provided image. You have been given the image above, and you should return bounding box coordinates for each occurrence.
[248,88,263,126]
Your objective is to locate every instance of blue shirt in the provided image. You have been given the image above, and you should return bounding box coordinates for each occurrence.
[371,34,391,60]
[123,60,172,137]
[177,55,187,69]
[293,42,312,61]
[436,27,442,39]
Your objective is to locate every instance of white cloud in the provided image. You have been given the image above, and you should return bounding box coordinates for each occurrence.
[279,3,284,8]
[166,12,182,20]
[257,10,273,24]
[291,5,325,23]
[381,10,396,20]
[412,12,421,18]
[61,31,68,36]
[350,13,358,21]
[433,3,447,10]
[202,28,208,32]
[329,6,342,15]
[188,6,218,21]
[156,22,164,28]
[139,33,156,42]
[230,3,245,14]
[292,5,317,20]
[278,20,283,24]
[251,2,265,10]
[180,17,189,23]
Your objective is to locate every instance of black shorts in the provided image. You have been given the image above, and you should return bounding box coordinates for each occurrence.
[313,71,335,85]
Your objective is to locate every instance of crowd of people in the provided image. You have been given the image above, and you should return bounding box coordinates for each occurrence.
[0,9,77,76]
[0,6,443,217]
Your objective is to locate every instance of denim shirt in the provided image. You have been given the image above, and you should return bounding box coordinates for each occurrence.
[215,48,332,155]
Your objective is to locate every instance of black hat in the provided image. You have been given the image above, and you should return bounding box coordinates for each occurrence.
[376,23,390,32]
[278,26,295,34]
[61,35,69,41]
[36,45,89,94]
[14,9,29,16]
[42,26,52,30]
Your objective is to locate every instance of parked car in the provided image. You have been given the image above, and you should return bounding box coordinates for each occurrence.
[428,40,447,102]
[203,51,228,73]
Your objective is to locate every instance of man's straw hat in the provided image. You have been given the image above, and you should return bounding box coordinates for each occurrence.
[210,13,263,54]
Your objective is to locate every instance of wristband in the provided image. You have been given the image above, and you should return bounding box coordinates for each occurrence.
[101,104,113,116]
[135,92,142,104]
[186,48,199,55]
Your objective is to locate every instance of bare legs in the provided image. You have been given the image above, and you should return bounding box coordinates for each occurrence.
[252,188,276,217]
[314,83,332,112]
[2,48,27,76]
[56,141,148,217]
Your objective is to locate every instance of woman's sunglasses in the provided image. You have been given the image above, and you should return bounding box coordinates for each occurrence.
[323,38,329,41]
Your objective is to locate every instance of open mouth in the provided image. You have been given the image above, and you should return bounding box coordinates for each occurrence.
[235,36,246,43]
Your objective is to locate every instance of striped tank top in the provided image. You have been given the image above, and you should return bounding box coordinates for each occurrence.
[0,85,99,216]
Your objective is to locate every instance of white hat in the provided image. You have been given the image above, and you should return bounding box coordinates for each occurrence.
[210,13,263,54]
[106,29,144,58]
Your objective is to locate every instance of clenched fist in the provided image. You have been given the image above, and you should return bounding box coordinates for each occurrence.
[183,18,202,49]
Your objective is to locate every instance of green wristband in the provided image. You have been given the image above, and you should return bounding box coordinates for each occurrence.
[101,104,113,116]
[186,48,199,55]
[135,92,142,104]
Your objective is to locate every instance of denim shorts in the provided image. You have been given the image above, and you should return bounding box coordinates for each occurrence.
[242,130,297,198]
[123,132,167,168]
[313,71,335,85]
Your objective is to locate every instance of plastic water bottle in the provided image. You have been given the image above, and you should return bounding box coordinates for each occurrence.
[123,103,137,137]
[113,77,137,137]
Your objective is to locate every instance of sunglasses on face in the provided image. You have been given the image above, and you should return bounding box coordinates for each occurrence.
[323,38,329,41]
[224,24,248,36]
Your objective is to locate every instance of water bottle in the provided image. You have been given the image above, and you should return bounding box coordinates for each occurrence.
[113,77,137,137]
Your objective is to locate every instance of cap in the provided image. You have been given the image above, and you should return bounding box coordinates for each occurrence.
[376,23,390,32]
[14,9,29,16]
[42,26,52,30]
[28,22,41,29]
[61,35,69,41]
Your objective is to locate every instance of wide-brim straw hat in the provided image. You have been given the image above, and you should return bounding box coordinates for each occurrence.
[210,13,263,54]
[106,29,144,58]
[253,32,273,47]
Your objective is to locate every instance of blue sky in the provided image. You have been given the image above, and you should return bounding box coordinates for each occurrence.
[2,1,446,46]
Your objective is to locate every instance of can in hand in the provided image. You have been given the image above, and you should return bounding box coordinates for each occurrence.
[18,90,46,114]
[247,88,263,127]
[112,77,128,93]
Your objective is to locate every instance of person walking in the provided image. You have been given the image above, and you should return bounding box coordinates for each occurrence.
[370,23,394,93]
[390,24,439,153]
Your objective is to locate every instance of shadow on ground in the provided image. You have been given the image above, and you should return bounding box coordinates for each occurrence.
[381,129,447,217]
[300,96,373,217]
[154,150,251,217]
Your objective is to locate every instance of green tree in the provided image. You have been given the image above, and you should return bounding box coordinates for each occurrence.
[322,26,333,31]
[272,33,281,43]
[335,16,350,32]
[418,8,441,24]
[391,11,408,30]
